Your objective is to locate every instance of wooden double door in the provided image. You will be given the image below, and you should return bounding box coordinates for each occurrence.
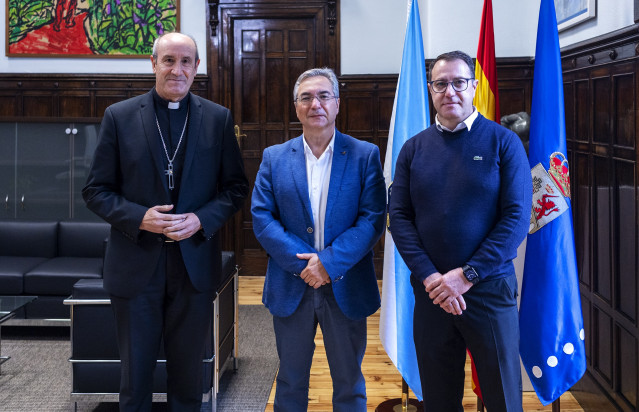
[209,1,339,275]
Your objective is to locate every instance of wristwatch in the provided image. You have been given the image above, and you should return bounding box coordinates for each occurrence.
[461,264,480,285]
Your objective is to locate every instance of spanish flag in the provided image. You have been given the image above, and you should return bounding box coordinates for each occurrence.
[473,0,500,123]
[470,0,500,401]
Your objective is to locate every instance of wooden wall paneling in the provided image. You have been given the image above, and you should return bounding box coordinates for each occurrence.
[495,57,534,117]
[337,75,396,277]
[574,78,591,143]
[617,325,638,407]
[59,90,92,118]
[613,71,636,148]
[614,159,637,323]
[574,152,592,288]
[565,81,575,141]
[0,74,209,121]
[593,75,612,145]
[582,295,592,364]
[564,24,639,411]
[593,154,613,304]
[22,92,54,117]
[593,307,614,384]
[0,95,17,117]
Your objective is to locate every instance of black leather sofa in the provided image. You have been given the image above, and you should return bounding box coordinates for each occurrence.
[65,251,238,412]
[0,220,110,323]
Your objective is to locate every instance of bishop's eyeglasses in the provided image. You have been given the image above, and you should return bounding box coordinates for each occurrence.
[428,78,474,93]
[295,93,338,106]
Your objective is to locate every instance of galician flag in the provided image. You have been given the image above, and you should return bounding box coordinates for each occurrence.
[379,0,429,400]
[519,0,586,405]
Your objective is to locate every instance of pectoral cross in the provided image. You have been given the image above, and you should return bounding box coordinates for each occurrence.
[165,162,175,190]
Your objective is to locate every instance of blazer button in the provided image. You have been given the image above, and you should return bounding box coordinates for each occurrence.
[307,227,313,233]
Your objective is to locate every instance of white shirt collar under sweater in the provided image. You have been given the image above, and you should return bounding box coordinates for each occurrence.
[435,108,479,132]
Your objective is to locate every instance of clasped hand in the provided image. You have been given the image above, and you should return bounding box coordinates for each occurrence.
[140,205,202,241]
[296,253,331,289]
[424,268,473,316]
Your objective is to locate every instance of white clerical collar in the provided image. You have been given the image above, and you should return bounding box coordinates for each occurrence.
[168,101,180,110]
[436,108,479,132]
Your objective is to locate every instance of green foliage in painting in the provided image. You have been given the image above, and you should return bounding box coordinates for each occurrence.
[8,0,177,55]
[8,0,55,44]
[85,0,177,55]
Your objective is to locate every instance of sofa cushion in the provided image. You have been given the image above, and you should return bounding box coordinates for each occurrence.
[0,220,58,258]
[58,221,110,258]
[72,278,109,299]
[24,257,103,295]
[0,256,48,294]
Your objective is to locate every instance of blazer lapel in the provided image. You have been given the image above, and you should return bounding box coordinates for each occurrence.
[290,136,314,224]
[325,131,348,225]
[140,92,170,195]
[178,92,202,195]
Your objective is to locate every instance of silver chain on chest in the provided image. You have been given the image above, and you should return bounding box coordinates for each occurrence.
[155,107,189,190]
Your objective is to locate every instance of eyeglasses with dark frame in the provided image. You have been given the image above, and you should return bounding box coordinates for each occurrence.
[428,78,475,93]
[295,93,338,105]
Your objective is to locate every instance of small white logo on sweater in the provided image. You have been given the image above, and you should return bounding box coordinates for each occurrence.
[473,156,483,161]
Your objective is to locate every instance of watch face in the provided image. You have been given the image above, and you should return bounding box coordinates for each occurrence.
[463,266,479,283]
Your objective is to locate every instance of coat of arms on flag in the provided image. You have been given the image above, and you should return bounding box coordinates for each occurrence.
[529,152,570,234]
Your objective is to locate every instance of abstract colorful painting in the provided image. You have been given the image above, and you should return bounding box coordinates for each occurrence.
[7,0,179,57]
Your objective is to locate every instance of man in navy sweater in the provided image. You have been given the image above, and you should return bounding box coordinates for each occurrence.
[389,50,532,412]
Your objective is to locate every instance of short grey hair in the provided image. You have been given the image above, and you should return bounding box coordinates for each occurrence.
[293,67,339,100]
[152,32,199,62]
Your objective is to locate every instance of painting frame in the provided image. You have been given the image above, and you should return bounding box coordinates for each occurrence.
[554,0,596,32]
[6,0,180,58]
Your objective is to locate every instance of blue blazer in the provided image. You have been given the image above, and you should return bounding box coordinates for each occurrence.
[251,131,386,320]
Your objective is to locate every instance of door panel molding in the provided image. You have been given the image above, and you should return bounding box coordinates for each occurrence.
[206,1,339,106]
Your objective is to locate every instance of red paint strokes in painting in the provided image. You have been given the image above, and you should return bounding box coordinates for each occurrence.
[9,11,93,55]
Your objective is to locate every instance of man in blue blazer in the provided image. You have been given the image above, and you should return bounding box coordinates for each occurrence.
[83,33,248,411]
[251,68,386,412]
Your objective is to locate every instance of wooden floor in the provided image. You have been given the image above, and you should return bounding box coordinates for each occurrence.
[239,276,584,412]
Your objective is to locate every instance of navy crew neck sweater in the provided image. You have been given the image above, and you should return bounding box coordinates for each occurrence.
[389,113,532,283]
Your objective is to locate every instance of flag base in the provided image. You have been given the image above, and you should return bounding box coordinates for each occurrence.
[375,398,423,412]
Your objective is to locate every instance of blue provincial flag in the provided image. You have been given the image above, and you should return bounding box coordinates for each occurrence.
[519,0,586,405]
[379,0,429,400]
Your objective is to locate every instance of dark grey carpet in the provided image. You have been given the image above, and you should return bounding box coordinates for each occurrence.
[0,305,278,412]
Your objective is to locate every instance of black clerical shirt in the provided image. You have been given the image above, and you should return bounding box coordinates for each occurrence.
[152,88,189,205]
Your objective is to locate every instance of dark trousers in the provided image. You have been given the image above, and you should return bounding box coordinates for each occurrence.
[412,274,523,412]
[110,243,214,412]
[272,284,367,412]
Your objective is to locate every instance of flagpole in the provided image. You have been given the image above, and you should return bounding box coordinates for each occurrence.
[375,378,421,412]
[552,399,561,412]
